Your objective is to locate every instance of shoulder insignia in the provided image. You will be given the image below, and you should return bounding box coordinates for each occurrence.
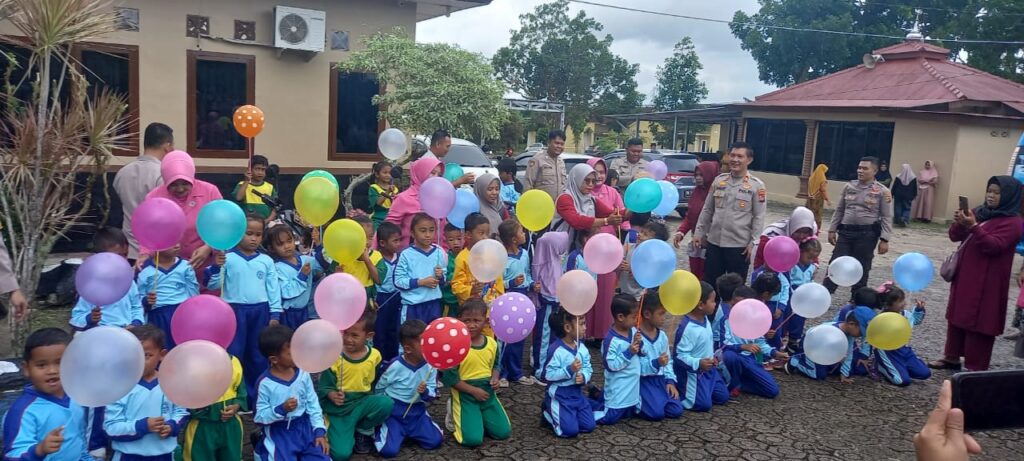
[758,189,766,202]
[528,159,536,168]
[718,180,727,187]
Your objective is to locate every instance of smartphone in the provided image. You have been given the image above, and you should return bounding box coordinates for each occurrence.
[951,370,1024,431]
[958,196,969,212]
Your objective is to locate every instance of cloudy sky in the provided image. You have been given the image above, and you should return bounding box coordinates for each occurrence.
[417,0,777,105]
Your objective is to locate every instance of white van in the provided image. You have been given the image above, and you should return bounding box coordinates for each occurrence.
[413,136,499,186]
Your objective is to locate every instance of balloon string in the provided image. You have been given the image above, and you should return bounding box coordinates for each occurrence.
[151,252,160,294]
[775,312,797,330]
[636,290,645,331]
[402,382,423,419]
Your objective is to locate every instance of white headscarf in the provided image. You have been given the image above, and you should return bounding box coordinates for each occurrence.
[762,206,817,239]
[896,163,916,186]
[553,163,596,232]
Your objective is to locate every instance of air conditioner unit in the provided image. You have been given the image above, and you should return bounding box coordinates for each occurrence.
[274,6,326,53]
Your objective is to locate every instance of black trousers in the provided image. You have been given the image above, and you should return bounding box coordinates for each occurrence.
[703,243,750,285]
[823,227,879,294]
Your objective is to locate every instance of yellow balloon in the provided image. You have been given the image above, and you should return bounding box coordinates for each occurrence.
[659,270,701,315]
[323,219,366,264]
[866,312,912,350]
[517,189,555,232]
[294,177,339,227]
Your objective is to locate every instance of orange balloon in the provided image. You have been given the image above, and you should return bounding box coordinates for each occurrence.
[233,105,265,138]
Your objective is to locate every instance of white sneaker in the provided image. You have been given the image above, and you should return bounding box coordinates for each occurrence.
[498,378,510,388]
[516,376,535,386]
[534,377,548,387]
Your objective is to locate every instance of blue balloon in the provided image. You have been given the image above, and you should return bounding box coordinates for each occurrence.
[630,239,677,288]
[623,178,662,213]
[652,180,680,217]
[196,200,247,250]
[892,252,934,292]
[446,189,480,229]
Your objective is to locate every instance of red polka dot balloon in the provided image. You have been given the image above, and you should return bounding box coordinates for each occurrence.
[421,317,471,370]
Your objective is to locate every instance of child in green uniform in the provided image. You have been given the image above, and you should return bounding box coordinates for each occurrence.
[441,224,464,317]
[233,155,277,221]
[181,355,246,461]
[368,162,399,230]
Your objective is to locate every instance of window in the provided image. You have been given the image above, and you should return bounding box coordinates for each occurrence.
[74,43,139,155]
[815,121,894,181]
[744,118,806,176]
[699,139,708,152]
[187,50,254,158]
[329,68,381,160]
[443,145,491,167]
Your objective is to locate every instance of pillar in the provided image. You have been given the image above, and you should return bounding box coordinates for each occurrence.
[735,118,747,143]
[796,119,818,198]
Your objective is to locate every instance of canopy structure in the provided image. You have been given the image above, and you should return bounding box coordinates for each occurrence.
[603,106,743,150]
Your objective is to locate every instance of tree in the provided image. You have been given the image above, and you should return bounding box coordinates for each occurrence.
[492,0,643,139]
[650,37,709,149]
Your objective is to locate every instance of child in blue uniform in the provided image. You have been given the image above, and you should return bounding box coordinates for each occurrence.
[783,238,821,353]
[593,295,642,425]
[104,326,189,460]
[540,309,595,438]
[394,213,446,326]
[710,273,745,350]
[722,273,788,398]
[266,224,322,331]
[253,325,329,461]
[637,291,683,421]
[531,231,569,381]
[875,284,931,386]
[750,266,790,352]
[2,328,91,461]
[70,228,144,331]
[373,222,404,361]
[564,229,595,279]
[674,282,731,411]
[834,287,881,322]
[787,307,876,383]
[137,244,199,348]
[499,218,541,386]
[374,320,443,457]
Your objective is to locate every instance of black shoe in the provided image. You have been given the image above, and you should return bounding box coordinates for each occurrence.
[354,433,374,454]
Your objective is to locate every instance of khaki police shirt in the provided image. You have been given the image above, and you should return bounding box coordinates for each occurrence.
[694,172,767,248]
[610,157,649,188]
[828,180,894,241]
[524,151,566,201]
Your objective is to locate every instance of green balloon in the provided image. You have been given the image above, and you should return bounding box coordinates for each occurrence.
[623,178,663,213]
[443,163,465,183]
[302,170,339,190]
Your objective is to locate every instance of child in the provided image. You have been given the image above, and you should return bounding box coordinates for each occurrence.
[368,161,399,230]
[373,222,404,361]
[453,213,506,306]
[565,228,595,278]
[784,238,821,353]
[496,158,521,213]
[441,224,464,318]
[441,300,511,447]
[834,287,881,322]
[593,295,642,425]
[394,213,447,327]
[206,214,282,403]
[749,266,789,351]
[322,216,381,301]
[711,273,745,350]
[619,220,663,301]
[70,228,145,331]
[787,307,876,383]
[637,291,683,421]
[373,320,443,458]
[673,282,730,411]
[540,309,595,438]
[721,272,788,399]
[318,310,393,459]
[499,218,540,386]
[234,154,277,221]
[137,243,199,348]
[182,354,246,461]
[2,328,90,460]
[531,231,570,379]
[267,224,322,331]
[875,284,931,386]
[104,326,189,460]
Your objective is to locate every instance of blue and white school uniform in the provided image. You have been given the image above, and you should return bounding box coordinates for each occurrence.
[721,320,780,398]
[69,281,144,331]
[564,249,596,280]
[788,321,869,380]
[104,378,189,460]
[373,358,442,457]
[673,316,730,411]
[751,266,791,350]
[541,339,595,438]
[710,302,732,351]
[137,258,199,348]
[500,248,534,381]
[275,254,322,331]
[393,245,446,325]
[638,329,683,421]
[785,262,817,349]
[2,386,91,461]
[253,370,328,461]
[593,329,640,424]
[374,253,402,361]
[875,308,931,386]
[532,293,559,379]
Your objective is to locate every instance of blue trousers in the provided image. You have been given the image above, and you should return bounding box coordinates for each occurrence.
[147,304,179,349]
[500,289,530,381]
[254,414,329,461]
[374,291,402,362]
[784,314,807,352]
[532,297,559,379]
[678,368,730,412]
[766,302,785,350]
[281,308,308,332]
[789,350,869,380]
[638,375,683,421]
[896,200,912,224]
[113,454,172,461]
[229,302,270,408]
[722,351,779,398]
[86,406,107,451]
[543,385,595,438]
[374,401,443,458]
[594,406,635,426]
[401,300,441,326]
[875,346,931,387]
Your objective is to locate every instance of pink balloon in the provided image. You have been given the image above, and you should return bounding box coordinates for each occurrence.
[132,197,186,251]
[159,340,233,408]
[419,176,456,219]
[763,236,800,272]
[314,273,367,330]
[583,233,624,275]
[728,299,773,340]
[171,295,236,349]
[291,319,345,373]
[557,270,598,316]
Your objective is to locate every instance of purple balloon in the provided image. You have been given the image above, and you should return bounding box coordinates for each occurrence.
[490,292,537,343]
[419,176,456,219]
[132,197,186,251]
[647,160,668,181]
[75,252,134,306]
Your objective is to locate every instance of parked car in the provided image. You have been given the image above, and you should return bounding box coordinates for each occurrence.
[412,136,499,185]
[603,149,663,164]
[675,174,696,217]
[514,152,595,184]
[602,151,700,183]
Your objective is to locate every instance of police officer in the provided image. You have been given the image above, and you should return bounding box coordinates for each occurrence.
[610,138,649,189]
[824,156,894,294]
[693,142,767,284]
[524,130,568,201]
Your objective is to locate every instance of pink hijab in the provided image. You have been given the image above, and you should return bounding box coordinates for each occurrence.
[385,156,446,248]
[918,160,938,185]
[143,150,222,263]
[587,158,629,232]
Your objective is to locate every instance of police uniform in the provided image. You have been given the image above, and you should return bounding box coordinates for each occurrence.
[694,172,767,283]
[609,157,649,188]
[523,152,566,201]
[825,179,894,293]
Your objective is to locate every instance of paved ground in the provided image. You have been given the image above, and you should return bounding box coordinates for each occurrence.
[5,204,1024,459]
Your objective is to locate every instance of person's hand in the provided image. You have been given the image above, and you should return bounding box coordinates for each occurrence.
[828,232,838,246]
[89,307,102,324]
[630,332,642,355]
[220,403,240,422]
[742,245,753,263]
[316,437,330,455]
[765,329,776,339]
[914,380,983,460]
[359,249,370,262]
[825,199,832,206]
[570,358,582,374]
[741,344,761,355]
[691,236,706,251]
[489,373,500,388]
[416,381,427,395]
[157,423,172,439]
[513,275,525,287]
[878,240,889,255]
[666,383,679,400]
[471,387,490,402]
[191,246,213,272]
[699,358,715,371]
[532,281,541,293]
[35,426,63,456]
[146,416,166,433]
[773,351,790,361]
[244,170,253,184]
[915,299,926,311]
[619,259,630,273]
[673,232,685,249]
[434,266,444,279]
[283,397,298,412]
[214,251,225,267]
[311,227,321,247]
[606,211,623,226]
[328,390,345,407]
[301,263,312,276]
[658,352,670,367]
[470,282,484,297]
[457,173,476,187]
[8,289,29,321]
[840,376,854,385]
[773,308,783,319]
[147,292,157,306]
[575,373,584,385]
[269,318,280,326]
[421,277,439,289]
[954,209,977,227]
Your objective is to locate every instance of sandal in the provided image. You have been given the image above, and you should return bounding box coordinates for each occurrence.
[926,359,962,370]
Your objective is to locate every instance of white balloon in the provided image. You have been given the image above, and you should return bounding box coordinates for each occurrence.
[827,256,863,287]
[377,128,407,160]
[292,320,345,373]
[61,326,145,407]
[790,283,832,319]
[468,239,508,283]
[803,324,850,365]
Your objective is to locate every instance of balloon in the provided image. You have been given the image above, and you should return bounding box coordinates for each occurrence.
[302,170,339,190]
[323,219,367,264]
[294,177,340,226]
[447,189,480,229]
[132,197,186,251]
[583,233,624,275]
[728,299,773,340]
[764,236,800,273]
[652,180,680,217]
[893,252,934,292]
[422,317,471,370]
[314,273,367,330]
[490,292,537,343]
[159,340,233,408]
[60,326,144,407]
[75,252,134,306]
[443,163,465,183]
[291,319,345,373]
[623,178,662,213]
[647,160,668,181]
[517,189,555,231]
[557,270,598,315]
[659,270,701,315]
[171,295,237,349]
[232,105,265,138]
[378,128,407,160]
[866,312,913,350]
[468,239,507,283]
[803,324,849,365]
[827,256,864,287]
[790,282,832,319]
[420,177,456,219]
[196,200,247,251]
[630,239,676,288]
